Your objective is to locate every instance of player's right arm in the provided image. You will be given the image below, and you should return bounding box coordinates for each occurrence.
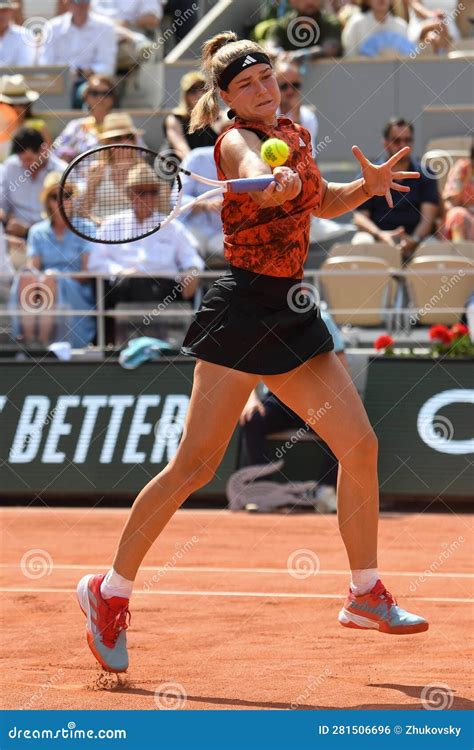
[219,129,301,207]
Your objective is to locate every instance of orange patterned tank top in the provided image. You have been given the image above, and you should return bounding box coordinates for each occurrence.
[214,116,323,279]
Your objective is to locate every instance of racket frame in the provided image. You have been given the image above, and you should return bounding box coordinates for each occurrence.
[59,144,275,244]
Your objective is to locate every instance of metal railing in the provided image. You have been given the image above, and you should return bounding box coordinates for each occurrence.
[1,268,473,354]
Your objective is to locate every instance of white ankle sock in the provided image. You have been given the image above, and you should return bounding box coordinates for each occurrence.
[350,568,379,596]
[100,568,134,600]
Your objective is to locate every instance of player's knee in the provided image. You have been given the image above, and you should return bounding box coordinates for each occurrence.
[339,427,378,467]
[173,454,217,491]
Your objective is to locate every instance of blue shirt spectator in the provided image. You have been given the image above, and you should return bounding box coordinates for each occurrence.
[359,157,439,235]
[179,146,224,262]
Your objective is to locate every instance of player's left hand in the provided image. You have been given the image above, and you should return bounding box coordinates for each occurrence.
[352,145,420,208]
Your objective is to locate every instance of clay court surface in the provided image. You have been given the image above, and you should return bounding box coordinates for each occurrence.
[0,507,472,711]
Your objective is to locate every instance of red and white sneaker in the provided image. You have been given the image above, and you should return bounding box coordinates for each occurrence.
[339,579,429,635]
[77,573,130,672]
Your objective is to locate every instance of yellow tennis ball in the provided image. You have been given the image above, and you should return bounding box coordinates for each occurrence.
[261,138,290,167]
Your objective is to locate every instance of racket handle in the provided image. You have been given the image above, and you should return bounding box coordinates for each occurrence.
[227,175,275,193]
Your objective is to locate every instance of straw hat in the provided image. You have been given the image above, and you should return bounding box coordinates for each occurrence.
[180,71,206,93]
[40,171,75,205]
[127,162,160,189]
[0,1,19,8]
[98,113,144,141]
[0,75,39,106]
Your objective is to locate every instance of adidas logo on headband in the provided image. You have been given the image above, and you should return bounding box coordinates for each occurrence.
[218,51,272,90]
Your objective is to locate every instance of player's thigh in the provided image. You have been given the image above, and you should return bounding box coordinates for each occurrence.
[262,352,377,461]
[171,359,260,477]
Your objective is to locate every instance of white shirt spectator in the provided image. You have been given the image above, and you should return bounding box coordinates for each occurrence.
[179,147,224,258]
[0,23,35,66]
[91,0,163,25]
[0,153,67,226]
[88,215,204,276]
[39,12,118,76]
[342,10,410,56]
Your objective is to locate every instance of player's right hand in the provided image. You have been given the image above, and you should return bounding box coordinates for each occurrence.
[264,166,302,202]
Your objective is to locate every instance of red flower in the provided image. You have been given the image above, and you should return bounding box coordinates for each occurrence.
[429,325,452,345]
[374,334,394,350]
[450,323,469,339]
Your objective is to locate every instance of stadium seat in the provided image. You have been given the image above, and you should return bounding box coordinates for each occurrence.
[319,256,393,326]
[406,255,474,325]
[425,136,471,154]
[329,242,402,268]
[413,242,474,261]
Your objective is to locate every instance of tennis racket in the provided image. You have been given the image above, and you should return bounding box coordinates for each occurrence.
[59,144,276,244]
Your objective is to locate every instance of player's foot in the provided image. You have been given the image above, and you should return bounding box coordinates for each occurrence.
[338,579,429,635]
[77,573,130,672]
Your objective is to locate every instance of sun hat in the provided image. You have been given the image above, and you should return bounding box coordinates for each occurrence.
[98,112,144,141]
[0,75,40,106]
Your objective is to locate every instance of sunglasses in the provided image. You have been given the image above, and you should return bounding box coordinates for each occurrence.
[50,191,73,201]
[88,89,113,98]
[392,137,413,145]
[279,81,302,91]
[187,85,205,95]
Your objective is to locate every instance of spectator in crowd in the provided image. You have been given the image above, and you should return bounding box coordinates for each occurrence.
[179,146,224,264]
[91,0,162,72]
[342,0,414,56]
[91,0,163,30]
[0,221,15,302]
[266,0,342,58]
[52,75,117,163]
[0,75,52,150]
[239,308,349,513]
[406,0,460,53]
[440,143,474,241]
[0,0,35,66]
[11,172,96,347]
[274,58,318,148]
[39,0,118,109]
[80,113,144,219]
[252,0,290,44]
[352,117,439,261]
[0,127,67,240]
[88,162,204,310]
[162,71,221,164]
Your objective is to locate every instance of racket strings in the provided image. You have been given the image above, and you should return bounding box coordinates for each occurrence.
[60,146,180,243]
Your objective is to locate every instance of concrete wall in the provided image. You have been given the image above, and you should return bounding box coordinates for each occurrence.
[164,57,473,161]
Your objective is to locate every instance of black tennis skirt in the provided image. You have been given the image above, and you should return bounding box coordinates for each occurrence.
[180,265,334,375]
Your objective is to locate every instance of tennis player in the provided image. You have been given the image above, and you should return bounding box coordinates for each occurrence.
[77,32,428,673]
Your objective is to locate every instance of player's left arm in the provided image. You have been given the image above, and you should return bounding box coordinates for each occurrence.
[315,145,420,219]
